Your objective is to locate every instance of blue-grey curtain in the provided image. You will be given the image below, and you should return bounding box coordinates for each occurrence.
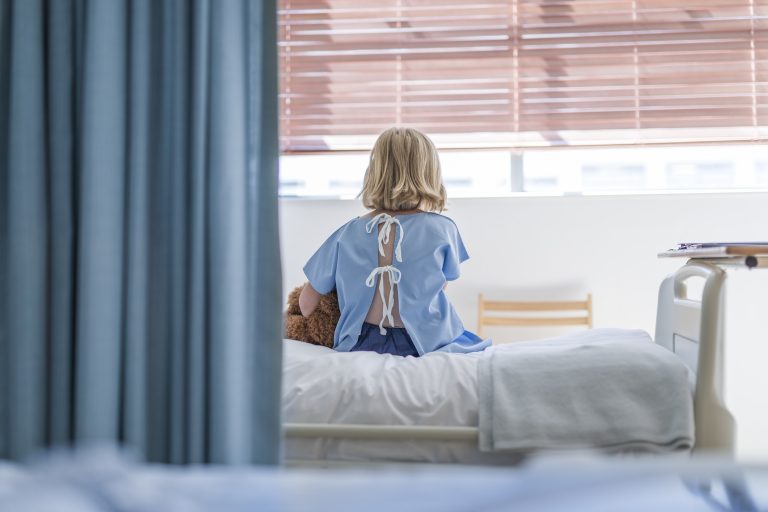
[0,0,282,464]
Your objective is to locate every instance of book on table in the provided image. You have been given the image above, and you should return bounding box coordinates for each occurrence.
[659,242,768,258]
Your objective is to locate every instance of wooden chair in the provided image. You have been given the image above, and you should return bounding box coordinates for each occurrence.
[477,293,593,338]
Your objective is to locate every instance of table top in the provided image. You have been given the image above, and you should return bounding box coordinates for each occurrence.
[658,244,768,269]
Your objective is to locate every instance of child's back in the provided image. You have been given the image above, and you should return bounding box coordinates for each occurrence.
[300,128,490,356]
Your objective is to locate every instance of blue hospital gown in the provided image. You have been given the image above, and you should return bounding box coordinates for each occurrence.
[303,212,491,355]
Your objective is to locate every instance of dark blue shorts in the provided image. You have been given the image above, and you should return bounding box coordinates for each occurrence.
[351,322,420,357]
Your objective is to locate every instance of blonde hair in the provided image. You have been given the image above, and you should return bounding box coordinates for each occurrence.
[360,127,447,212]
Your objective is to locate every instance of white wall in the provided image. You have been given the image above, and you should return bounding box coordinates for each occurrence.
[279,192,768,459]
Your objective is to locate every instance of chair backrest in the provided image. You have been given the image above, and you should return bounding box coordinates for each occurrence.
[477,293,593,338]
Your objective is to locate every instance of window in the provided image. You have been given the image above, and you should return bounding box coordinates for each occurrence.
[280,145,768,197]
[757,161,768,186]
[520,145,768,194]
[280,150,514,197]
[278,1,768,196]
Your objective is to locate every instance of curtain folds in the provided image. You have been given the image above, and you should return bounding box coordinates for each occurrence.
[0,0,282,465]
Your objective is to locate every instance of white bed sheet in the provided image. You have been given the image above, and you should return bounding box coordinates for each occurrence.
[282,329,668,464]
[282,337,513,464]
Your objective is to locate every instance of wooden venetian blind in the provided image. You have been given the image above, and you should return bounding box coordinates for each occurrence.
[278,0,768,153]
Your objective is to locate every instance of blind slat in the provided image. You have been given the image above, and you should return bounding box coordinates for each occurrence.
[280,0,768,152]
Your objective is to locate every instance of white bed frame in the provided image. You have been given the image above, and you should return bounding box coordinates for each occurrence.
[654,260,735,454]
[284,260,736,461]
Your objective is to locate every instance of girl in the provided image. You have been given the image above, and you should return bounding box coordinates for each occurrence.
[299,127,490,357]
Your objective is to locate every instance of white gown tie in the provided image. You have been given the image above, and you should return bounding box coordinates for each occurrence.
[364,213,406,335]
[365,213,404,263]
[365,266,402,335]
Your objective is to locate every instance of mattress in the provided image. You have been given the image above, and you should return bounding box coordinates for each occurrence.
[282,329,682,464]
[283,337,512,464]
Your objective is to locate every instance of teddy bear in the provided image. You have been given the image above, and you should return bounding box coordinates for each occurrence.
[284,283,340,348]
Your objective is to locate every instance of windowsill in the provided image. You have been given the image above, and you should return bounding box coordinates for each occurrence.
[279,188,768,202]
[280,144,768,199]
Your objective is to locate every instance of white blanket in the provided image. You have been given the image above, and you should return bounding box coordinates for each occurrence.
[283,339,500,464]
[478,329,695,453]
[283,329,694,463]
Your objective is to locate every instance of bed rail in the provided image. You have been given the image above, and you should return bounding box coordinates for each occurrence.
[284,423,478,441]
[655,260,735,456]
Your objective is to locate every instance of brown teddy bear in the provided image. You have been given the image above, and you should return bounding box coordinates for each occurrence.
[284,283,340,348]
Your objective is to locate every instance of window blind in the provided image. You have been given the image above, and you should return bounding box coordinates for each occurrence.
[278,0,768,152]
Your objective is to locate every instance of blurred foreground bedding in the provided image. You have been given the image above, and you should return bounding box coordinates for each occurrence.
[1,448,767,511]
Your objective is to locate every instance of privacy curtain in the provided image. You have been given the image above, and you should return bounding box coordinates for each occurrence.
[0,0,282,464]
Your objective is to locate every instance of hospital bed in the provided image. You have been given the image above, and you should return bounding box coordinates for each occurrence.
[282,260,735,466]
[0,262,757,512]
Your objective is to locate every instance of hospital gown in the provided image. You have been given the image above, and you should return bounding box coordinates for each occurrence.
[303,212,490,355]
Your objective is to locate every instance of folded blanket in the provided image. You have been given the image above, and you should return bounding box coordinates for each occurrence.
[478,329,694,453]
